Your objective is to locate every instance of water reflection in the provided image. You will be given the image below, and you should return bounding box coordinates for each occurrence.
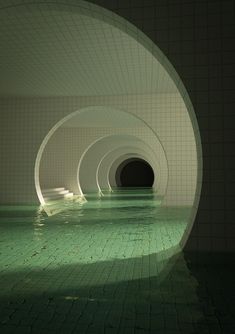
[0,189,224,332]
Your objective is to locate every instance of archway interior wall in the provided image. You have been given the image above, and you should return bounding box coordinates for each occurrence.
[78,135,149,193]
[0,0,204,257]
[40,119,165,196]
[98,147,163,193]
[107,151,161,191]
[127,94,198,206]
[38,93,196,206]
[78,135,162,194]
[0,91,197,207]
[0,1,199,208]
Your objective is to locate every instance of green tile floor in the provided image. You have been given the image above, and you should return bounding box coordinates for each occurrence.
[0,189,234,333]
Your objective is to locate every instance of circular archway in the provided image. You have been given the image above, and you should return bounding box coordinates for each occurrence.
[0,1,205,323]
[97,147,164,194]
[9,0,203,250]
[37,107,166,203]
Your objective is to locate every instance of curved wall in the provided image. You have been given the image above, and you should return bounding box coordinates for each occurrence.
[0,0,206,250]
[0,1,200,208]
[83,0,235,252]
[98,148,162,192]
[78,135,162,194]
[39,106,168,200]
[108,151,160,190]
[38,92,197,207]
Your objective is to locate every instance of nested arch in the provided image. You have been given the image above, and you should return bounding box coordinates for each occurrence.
[36,106,166,205]
[78,134,160,195]
[20,0,204,248]
[97,149,159,194]
[97,147,164,193]
[106,149,165,193]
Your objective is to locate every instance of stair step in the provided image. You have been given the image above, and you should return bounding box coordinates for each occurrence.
[42,187,65,194]
[42,190,69,196]
[44,192,74,202]
[65,192,73,198]
[42,187,73,203]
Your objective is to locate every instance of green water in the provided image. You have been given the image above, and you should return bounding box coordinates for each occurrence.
[0,189,233,333]
[0,189,189,271]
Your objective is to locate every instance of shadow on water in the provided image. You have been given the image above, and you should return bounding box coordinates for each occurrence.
[0,189,234,333]
[185,252,235,334]
[0,250,208,334]
[1,250,233,333]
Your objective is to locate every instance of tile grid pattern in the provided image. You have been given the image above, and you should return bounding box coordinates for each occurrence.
[0,2,177,97]
[2,0,229,250]
[40,126,167,196]
[0,193,206,334]
[84,0,235,251]
[0,93,197,206]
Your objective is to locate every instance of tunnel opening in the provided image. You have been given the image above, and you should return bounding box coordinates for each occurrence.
[28,0,203,253]
[116,158,154,188]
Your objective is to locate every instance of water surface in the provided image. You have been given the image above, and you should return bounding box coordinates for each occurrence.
[0,188,230,333]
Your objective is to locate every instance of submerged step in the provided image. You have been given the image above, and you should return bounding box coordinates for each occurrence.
[42,187,65,194]
[43,192,74,202]
[65,192,73,198]
[42,190,69,196]
[42,186,73,203]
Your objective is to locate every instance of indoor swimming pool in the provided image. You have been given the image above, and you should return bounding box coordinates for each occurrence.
[0,189,234,333]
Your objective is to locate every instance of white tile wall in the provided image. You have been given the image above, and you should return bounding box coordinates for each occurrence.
[0,93,198,207]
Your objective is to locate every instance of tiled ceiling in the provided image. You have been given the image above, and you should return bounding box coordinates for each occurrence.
[63,107,145,128]
[0,3,177,97]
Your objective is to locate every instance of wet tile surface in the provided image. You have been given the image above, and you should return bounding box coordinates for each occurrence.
[0,189,233,333]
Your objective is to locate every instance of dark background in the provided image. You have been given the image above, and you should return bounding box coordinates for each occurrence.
[116,158,155,187]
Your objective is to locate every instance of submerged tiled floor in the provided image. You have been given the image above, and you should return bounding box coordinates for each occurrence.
[0,189,233,333]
